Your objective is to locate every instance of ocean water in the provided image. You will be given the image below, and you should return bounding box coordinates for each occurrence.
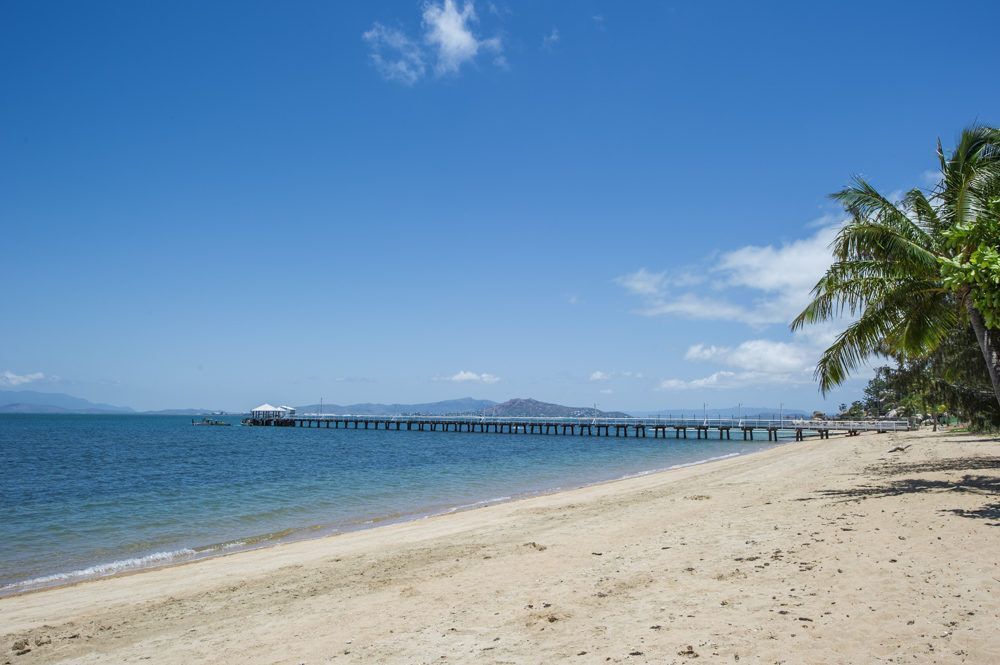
[0,414,781,594]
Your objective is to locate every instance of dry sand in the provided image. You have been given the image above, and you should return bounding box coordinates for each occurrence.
[2,428,998,664]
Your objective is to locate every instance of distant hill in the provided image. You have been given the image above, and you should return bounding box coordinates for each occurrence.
[0,390,133,414]
[296,397,498,416]
[489,398,631,418]
[0,390,226,415]
[293,397,631,418]
[0,402,75,414]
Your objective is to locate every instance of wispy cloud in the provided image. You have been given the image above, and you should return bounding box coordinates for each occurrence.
[1,370,46,387]
[589,370,644,382]
[656,370,797,391]
[363,24,426,85]
[615,222,842,327]
[656,331,859,391]
[685,340,813,374]
[921,169,940,187]
[364,1,503,84]
[615,218,869,392]
[592,14,606,31]
[542,27,559,49]
[614,268,666,296]
[439,370,501,384]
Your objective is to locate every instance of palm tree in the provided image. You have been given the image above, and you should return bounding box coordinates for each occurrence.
[791,126,1000,409]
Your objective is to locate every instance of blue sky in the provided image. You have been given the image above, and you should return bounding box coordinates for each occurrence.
[2,1,998,412]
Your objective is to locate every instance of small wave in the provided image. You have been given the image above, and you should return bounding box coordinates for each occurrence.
[1,548,197,594]
[616,452,742,480]
[445,496,513,513]
[194,539,248,553]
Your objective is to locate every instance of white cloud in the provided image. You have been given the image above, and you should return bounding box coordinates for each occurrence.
[1,370,45,387]
[589,370,644,382]
[717,225,838,295]
[616,222,842,326]
[656,378,692,390]
[614,218,883,393]
[486,2,509,19]
[656,370,807,391]
[614,268,666,296]
[660,333,843,391]
[363,1,503,84]
[443,370,501,384]
[592,14,606,30]
[637,293,750,321]
[599,388,614,394]
[542,27,559,49]
[423,0,502,75]
[362,24,426,85]
[685,340,813,374]
[684,344,725,361]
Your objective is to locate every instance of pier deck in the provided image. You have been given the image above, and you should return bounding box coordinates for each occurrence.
[241,415,911,440]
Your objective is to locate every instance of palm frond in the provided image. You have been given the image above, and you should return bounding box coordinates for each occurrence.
[814,287,952,393]
[904,188,944,236]
[832,178,934,246]
[831,222,940,272]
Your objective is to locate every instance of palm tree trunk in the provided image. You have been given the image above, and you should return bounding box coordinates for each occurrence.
[966,302,1000,409]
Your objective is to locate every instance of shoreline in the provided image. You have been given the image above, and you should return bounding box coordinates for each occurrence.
[0,442,770,598]
[4,428,997,664]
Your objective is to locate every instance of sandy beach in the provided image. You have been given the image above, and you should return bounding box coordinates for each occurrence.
[2,428,998,664]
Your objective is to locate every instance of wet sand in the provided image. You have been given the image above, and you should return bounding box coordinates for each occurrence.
[2,428,998,664]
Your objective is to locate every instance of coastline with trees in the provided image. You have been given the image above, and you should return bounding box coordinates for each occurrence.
[793,126,1000,431]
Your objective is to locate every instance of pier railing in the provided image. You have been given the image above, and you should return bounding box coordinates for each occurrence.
[293,414,910,430]
[243,413,912,440]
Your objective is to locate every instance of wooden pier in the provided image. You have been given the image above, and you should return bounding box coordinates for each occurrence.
[241,415,910,440]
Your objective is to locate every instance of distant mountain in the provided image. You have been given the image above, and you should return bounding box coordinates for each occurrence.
[0,390,133,414]
[488,398,631,418]
[293,397,632,417]
[296,397,498,416]
[0,402,75,414]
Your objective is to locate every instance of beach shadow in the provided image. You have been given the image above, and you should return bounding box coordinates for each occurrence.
[816,474,999,502]
[945,502,1000,525]
[808,456,1000,526]
[866,456,1000,477]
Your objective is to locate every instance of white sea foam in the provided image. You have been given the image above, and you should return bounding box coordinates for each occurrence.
[446,496,513,513]
[1,548,197,594]
[616,452,742,480]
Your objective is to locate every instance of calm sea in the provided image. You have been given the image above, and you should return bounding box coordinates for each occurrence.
[0,414,780,594]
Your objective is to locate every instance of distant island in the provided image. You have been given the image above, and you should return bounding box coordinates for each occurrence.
[0,390,223,416]
[296,397,631,418]
[1,389,810,419]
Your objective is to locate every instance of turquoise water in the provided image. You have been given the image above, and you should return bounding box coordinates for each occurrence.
[0,414,779,593]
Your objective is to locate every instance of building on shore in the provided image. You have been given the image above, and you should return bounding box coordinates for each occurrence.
[250,403,296,419]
